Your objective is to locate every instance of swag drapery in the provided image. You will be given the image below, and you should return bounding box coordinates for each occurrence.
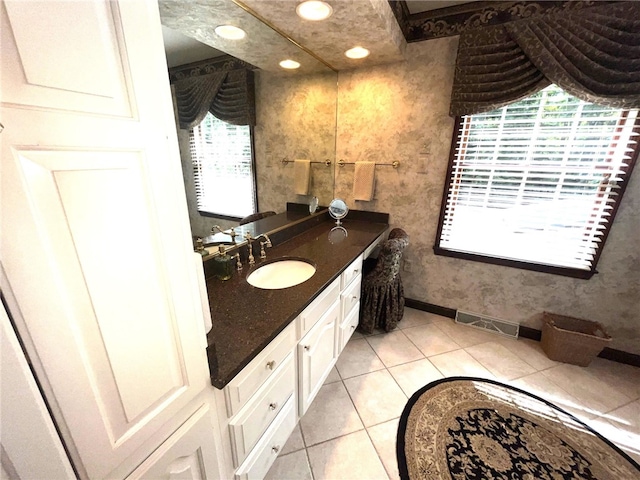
[171,67,256,129]
[450,2,640,116]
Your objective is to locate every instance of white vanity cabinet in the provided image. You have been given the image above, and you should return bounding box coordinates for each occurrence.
[215,250,381,480]
[215,323,298,480]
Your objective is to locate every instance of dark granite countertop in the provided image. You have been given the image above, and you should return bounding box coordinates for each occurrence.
[205,218,388,389]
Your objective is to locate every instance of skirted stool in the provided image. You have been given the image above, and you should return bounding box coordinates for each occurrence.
[359,228,409,334]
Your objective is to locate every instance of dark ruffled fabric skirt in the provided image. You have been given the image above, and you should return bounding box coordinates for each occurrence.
[359,278,404,334]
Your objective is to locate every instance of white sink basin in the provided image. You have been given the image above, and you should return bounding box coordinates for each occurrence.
[247,259,316,289]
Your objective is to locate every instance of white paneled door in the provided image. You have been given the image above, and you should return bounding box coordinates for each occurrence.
[1,1,212,478]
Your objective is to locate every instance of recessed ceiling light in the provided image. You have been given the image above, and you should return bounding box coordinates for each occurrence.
[214,25,246,40]
[345,46,370,59]
[279,59,301,69]
[296,1,333,21]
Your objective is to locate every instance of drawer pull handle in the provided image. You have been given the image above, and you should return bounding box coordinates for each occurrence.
[354,269,359,274]
[266,360,276,370]
[303,345,310,351]
[351,325,356,330]
[269,402,278,410]
[352,295,358,300]
[272,445,280,454]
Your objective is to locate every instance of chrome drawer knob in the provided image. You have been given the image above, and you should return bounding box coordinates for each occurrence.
[272,445,280,454]
[303,345,310,351]
[269,402,278,410]
[266,360,276,370]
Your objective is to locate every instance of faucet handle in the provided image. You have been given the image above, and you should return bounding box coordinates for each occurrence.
[234,253,242,271]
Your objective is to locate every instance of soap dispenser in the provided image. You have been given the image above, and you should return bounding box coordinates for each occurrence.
[214,245,233,281]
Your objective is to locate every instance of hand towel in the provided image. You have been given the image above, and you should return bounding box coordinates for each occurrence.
[294,159,311,195]
[353,161,376,201]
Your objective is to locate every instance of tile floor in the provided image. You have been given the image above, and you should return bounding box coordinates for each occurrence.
[265,308,640,480]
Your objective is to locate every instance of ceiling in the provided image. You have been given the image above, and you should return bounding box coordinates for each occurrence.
[160,0,476,70]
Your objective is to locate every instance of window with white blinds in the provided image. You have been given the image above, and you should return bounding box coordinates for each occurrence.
[435,84,639,278]
[189,112,256,218]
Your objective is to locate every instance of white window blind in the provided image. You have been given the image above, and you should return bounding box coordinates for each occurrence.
[437,84,639,276]
[189,112,256,218]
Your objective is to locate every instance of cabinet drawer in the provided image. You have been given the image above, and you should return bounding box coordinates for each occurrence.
[340,273,362,321]
[224,322,296,418]
[234,396,296,480]
[340,254,363,290]
[298,277,340,338]
[229,353,295,468]
[338,303,360,353]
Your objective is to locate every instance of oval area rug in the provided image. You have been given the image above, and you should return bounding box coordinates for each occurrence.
[396,377,640,479]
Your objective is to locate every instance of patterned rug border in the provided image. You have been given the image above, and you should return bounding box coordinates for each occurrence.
[396,376,640,480]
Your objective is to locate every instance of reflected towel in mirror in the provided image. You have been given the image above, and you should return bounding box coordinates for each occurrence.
[353,161,376,201]
[294,159,311,195]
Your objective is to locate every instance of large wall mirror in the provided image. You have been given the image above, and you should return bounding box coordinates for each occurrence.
[159,0,338,238]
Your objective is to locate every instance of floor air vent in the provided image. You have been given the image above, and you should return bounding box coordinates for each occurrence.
[455,310,519,339]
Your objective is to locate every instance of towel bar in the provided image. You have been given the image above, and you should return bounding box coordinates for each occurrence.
[281,158,332,166]
[337,159,400,168]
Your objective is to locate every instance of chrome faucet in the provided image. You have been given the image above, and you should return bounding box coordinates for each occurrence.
[211,225,238,243]
[256,234,272,259]
[244,232,256,265]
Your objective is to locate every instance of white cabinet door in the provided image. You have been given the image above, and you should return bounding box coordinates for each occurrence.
[298,301,340,415]
[1,1,210,478]
[126,404,220,480]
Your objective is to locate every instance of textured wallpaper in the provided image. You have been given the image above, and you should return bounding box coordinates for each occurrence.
[254,70,338,211]
[334,37,640,355]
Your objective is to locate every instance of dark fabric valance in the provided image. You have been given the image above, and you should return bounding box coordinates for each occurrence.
[173,69,256,129]
[450,2,640,117]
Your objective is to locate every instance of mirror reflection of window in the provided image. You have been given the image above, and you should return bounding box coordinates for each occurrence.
[189,112,257,219]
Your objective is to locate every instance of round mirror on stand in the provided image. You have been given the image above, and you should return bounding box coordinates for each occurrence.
[328,198,348,225]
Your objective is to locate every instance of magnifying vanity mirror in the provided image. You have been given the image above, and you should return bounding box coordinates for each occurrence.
[328,198,348,225]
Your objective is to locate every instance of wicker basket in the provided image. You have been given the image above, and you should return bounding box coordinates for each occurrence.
[541,312,612,367]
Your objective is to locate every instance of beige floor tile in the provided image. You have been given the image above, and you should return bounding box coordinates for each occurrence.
[366,330,424,367]
[435,320,503,348]
[265,449,313,480]
[300,382,364,446]
[397,308,441,329]
[466,342,537,381]
[335,337,385,379]
[428,349,494,379]
[367,418,401,480]
[585,357,640,401]
[351,330,365,339]
[510,371,596,421]
[281,424,305,455]
[388,358,443,397]
[605,400,640,435]
[307,430,389,480]
[402,323,460,357]
[324,366,341,385]
[344,370,407,427]
[496,336,560,371]
[541,363,632,415]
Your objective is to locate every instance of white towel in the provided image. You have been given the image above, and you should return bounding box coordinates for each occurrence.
[294,159,310,195]
[353,161,376,201]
